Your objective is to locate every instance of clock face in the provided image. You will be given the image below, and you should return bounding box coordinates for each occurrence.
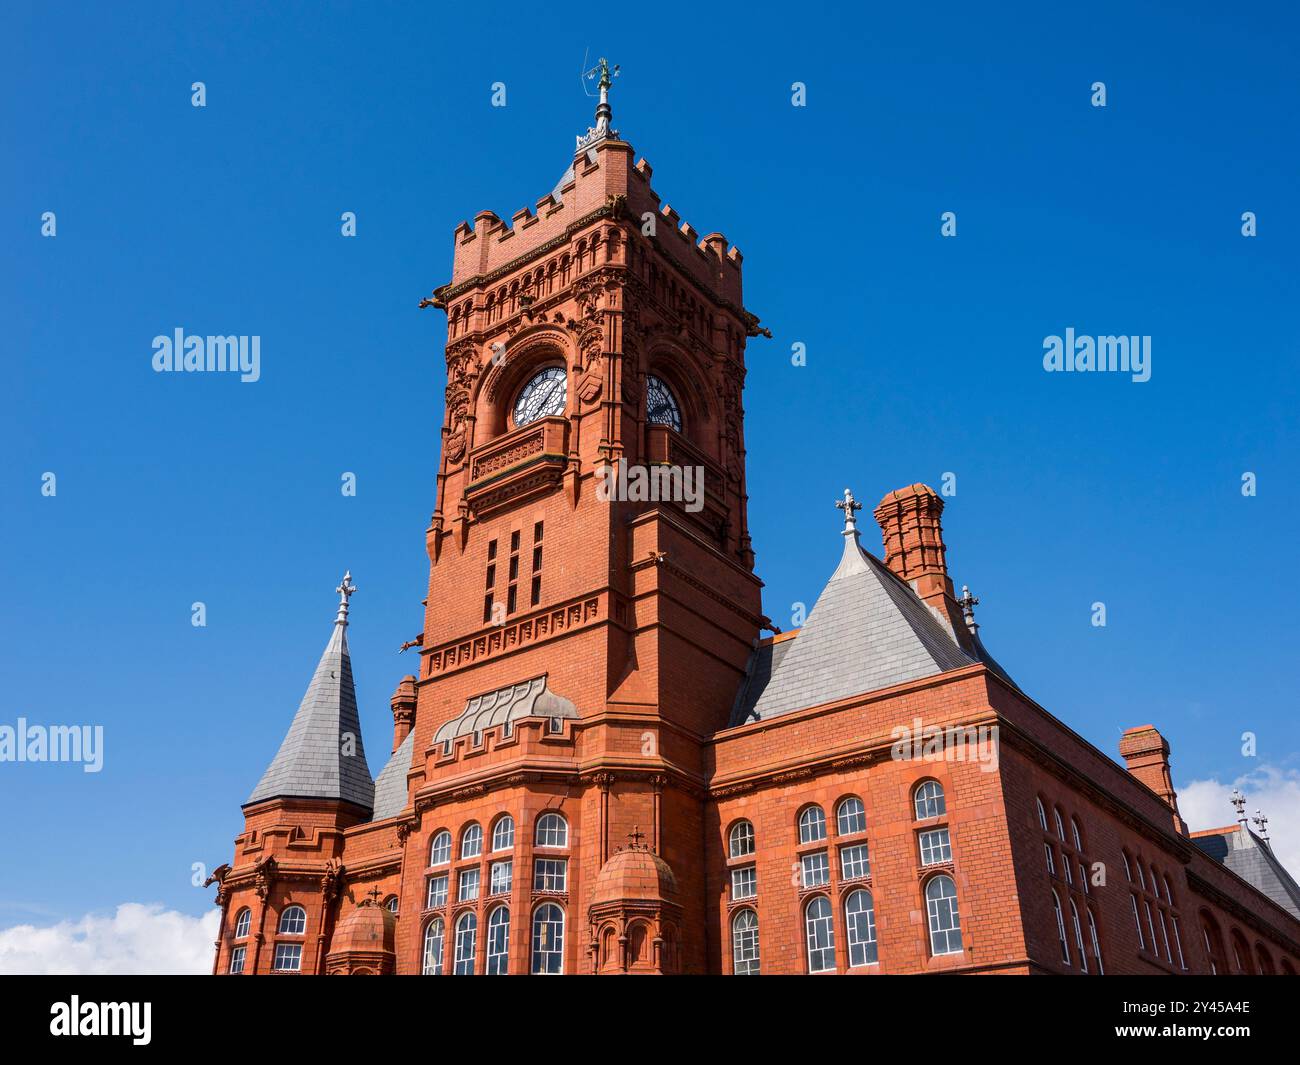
[646,375,682,432]
[513,366,567,427]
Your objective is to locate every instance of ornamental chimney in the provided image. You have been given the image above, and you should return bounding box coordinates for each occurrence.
[873,485,968,637]
[390,675,417,754]
[1119,725,1188,835]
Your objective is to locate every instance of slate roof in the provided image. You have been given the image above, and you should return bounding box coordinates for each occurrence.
[731,529,987,726]
[433,674,578,748]
[371,731,414,822]
[1193,824,1300,920]
[246,620,375,811]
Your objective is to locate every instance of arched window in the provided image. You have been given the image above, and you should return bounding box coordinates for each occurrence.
[1069,898,1088,972]
[1121,850,1133,882]
[836,796,867,836]
[1230,929,1254,974]
[384,895,399,915]
[731,909,760,975]
[845,889,878,966]
[1053,807,1067,841]
[646,375,683,432]
[1200,912,1226,975]
[453,912,477,975]
[486,906,510,975]
[1163,875,1175,905]
[925,875,962,955]
[278,905,306,935]
[460,822,483,859]
[804,896,836,973]
[531,904,565,974]
[1052,890,1070,966]
[1035,797,1048,831]
[233,907,251,939]
[536,812,568,848]
[1087,908,1105,974]
[492,815,515,852]
[422,918,444,975]
[429,830,452,866]
[914,780,946,820]
[1072,818,1085,852]
[728,820,754,858]
[798,805,827,844]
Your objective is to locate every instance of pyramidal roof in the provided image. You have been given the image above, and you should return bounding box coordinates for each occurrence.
[246,573,374,811]
[731,526,981,726]
[1193,823,1300,920]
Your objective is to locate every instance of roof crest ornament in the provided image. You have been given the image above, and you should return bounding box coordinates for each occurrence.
[957,585,980,633]
[1230,787,1247,824]
[835,487,862,537]
[335,570,357,627]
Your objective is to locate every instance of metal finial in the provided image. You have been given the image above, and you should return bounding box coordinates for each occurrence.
[835,488,862,535]
[1230,788,1247,823]
[1252,810,1270,841]
[957,585,981,632]
[627,825,646,849]
[335,570,357,626]
[577,55,620,150]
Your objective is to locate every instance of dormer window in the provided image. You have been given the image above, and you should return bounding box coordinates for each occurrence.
[513,366,567,427]
[646,374,682,432]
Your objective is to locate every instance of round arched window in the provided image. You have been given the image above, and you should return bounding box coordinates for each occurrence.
[513,366,567,426]
[646,375,682,432]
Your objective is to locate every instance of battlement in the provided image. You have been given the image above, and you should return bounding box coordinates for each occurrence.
[446,137,744,306]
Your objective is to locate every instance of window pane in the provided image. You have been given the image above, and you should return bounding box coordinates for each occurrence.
[730,865,757,901]
[919,828,952,866]
[840,843,870,880]
[729,820,754,858]
[492,816,515,851]
[486,908,510,975]
[925,876,962,955]
[800,850,830,889]
[805,897,836,973]
[531,905,564,974]
[426,874,448,909]
[846,889,878,966]
[533,858,568,893]
[914,781,946,820]
[798,806,827,844]
[732,909,760,975]
[422,919,444,975]
[454,914,477,975]
[837,797,866,836]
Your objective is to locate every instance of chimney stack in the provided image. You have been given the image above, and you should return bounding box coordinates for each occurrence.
[391,675,417,753]
[873,484,967,636]
[1119,725,1187,835]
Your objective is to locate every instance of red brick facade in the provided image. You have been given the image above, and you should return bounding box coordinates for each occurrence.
[209,103,1300,976]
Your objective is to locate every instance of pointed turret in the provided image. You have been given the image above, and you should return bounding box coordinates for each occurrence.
[245,572,374,812]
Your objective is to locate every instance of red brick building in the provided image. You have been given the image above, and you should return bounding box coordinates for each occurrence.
[209,76,1300,976]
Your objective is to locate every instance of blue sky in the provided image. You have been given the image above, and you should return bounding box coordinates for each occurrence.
[3,1,1298,934]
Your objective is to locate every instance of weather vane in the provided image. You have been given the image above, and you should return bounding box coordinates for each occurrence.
[576,51,620,150]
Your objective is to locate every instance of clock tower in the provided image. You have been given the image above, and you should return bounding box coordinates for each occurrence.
[389,65,769,973]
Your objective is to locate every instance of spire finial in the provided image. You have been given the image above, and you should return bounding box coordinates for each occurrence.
[957,585,981,632]
[577,55,620,150]
[1230,787,1247,823]
[627,825,645,849]
[335,570,357,626]
[1252,809,1270,841]
[835,488,862,536]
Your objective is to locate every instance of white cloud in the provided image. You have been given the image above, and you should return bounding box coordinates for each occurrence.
[0,903,219,975]
[1180,765,1300,879]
